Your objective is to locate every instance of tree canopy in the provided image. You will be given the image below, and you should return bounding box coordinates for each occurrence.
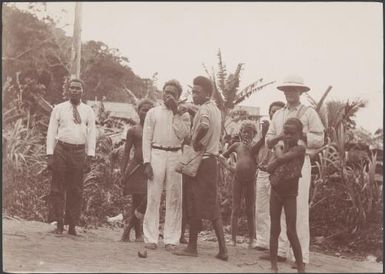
[2,4,150,106]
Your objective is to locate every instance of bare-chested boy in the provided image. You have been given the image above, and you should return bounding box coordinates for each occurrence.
[121,99,154,242]
[219,121,258,248]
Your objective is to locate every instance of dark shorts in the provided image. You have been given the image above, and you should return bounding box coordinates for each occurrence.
[122,163,147,195]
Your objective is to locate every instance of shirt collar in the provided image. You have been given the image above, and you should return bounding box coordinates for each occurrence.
[284,102,302,111]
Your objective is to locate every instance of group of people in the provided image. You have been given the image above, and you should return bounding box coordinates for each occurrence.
[46,74,324,273]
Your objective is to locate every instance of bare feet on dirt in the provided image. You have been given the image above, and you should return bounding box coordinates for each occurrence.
[173,247,198,257]
[179,237,188,244]
[68,226,77,236]
[215,252,228,261]
[144,243,157,250]
[260,254,287,262]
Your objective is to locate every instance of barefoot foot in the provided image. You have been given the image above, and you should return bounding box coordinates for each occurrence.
[173,247,198,257]
[215,252,228,261]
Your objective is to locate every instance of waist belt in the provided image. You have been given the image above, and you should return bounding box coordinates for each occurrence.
[57,140,85,150]
[152,145,181,152]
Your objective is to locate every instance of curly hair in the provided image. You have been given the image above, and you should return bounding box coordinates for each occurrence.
[69,78,85,90]
[163,79,183,98]
[137,98,155,112]
[268,101,285,114]
[240,121,257,133]
[193,76,213,97]
[284,118,303,133]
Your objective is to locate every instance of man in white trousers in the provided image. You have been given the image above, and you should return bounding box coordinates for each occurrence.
[255,101,287,262]
[265,75,324,267]
[142,80,191,251]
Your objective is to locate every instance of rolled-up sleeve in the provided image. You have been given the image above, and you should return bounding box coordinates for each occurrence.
[142,108,155,163]
[86,108,97,156]
[46,106,59,155]
[172,112,191,141]
[305,108,324,149]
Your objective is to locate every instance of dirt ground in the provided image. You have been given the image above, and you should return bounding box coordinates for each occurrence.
[3,218,382,273]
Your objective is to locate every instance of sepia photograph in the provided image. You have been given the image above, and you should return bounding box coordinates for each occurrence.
[2,1,383,273]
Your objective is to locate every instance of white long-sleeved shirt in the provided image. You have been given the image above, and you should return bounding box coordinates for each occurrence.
[266,103,324,155]
[46,101,96,156]
[142,104,191,163]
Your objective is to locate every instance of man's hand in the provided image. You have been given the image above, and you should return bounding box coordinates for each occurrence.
[47,155,54,171]
[261,120,269,137]
[144,162,154,180]
[165,95,178,114]
[84,155,93,173]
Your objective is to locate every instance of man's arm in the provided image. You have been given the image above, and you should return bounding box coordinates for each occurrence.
[172,112,191,141]
[265,111,284,149]
[46,106,59,155]
[142,108,155,164]
[86,107,96,157]
[304,108,325,149]
[121,128,135,174]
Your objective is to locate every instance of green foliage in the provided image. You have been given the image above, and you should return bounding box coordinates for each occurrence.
[2,4,149,106]
[310,124,382,235]
[3,118,50,221]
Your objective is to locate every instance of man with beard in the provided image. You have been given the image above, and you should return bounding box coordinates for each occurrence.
[46,78,96,236]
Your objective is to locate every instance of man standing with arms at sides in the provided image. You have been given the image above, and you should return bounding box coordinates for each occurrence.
[121,98,154,242]
[46,78,96,236]
[254,101,288,262]
[173,76,228,261]
[265,75,324,267]
[142,80,191,251]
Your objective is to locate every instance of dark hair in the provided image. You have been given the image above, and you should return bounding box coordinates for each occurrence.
[163,79,183,98]
[240,121,257,133]
[269,101,285,114]
[193,76,213,97]
[284,118,303,133]
[69,78,85,90]
[137,98,155,112]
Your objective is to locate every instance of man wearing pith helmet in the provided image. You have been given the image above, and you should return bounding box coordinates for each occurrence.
[265,75,324,267]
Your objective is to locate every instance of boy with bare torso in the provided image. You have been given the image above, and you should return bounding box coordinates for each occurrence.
[219,121,258,248]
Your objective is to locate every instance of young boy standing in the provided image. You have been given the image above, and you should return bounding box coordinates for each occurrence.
[121,99,154,242]
[219,121,258,248]
[260,118,306,273]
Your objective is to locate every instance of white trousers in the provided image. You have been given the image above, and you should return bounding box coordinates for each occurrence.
[255,170,289,257]
[143,149,182,245]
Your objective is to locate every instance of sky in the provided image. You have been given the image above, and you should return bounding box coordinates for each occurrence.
[13,2,383,133]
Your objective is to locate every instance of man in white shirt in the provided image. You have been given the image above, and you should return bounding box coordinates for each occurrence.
[46,78,96,235]
[142,80,191,251]
[265,75,324,267]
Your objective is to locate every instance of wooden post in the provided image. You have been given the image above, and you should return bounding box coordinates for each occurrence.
[70,2,82,79]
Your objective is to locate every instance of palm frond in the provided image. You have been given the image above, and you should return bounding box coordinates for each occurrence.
[216,49,227,92]
[316,86,333,112]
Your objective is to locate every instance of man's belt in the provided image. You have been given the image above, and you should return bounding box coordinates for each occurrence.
[57,140,85,149]
[151,145,181,152]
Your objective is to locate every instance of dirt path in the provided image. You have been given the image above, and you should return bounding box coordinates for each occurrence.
[3,218,382,273]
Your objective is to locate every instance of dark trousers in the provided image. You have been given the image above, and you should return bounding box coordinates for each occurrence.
[270,189,303,266]
[50,142,86,226]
